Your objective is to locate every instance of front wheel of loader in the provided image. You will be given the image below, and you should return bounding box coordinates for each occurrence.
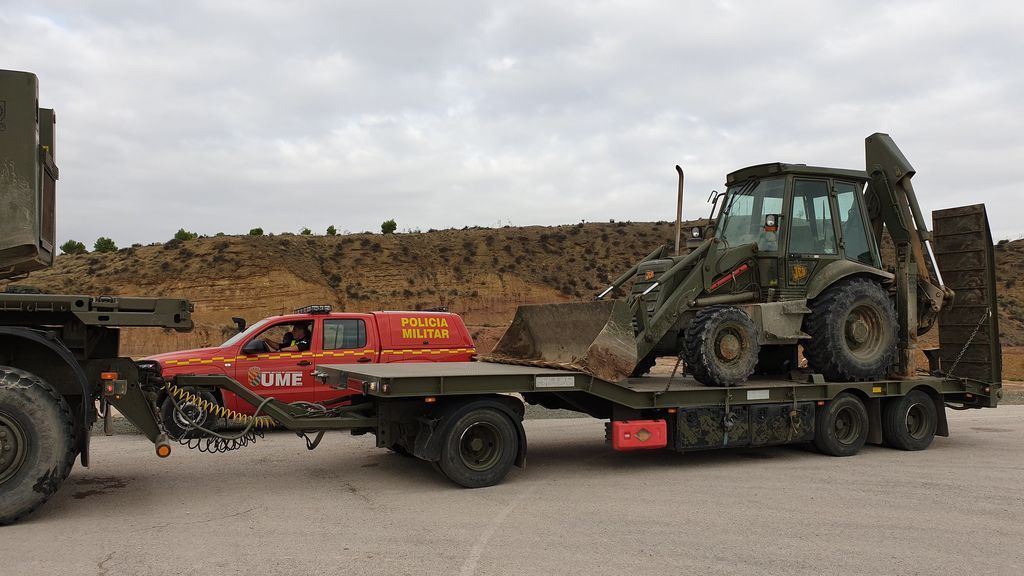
[684,306,760,387]
[0,366,77,525]
[803,278,897,382]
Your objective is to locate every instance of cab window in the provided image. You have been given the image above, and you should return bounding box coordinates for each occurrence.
[718,177,786,251]
[323,319,367,350]
[834,181,876,266]
[789,179,837,255]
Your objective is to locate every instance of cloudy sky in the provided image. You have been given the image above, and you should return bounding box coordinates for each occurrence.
[3,1,1023,246]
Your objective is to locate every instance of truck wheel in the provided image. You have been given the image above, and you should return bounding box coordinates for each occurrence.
[813,393,869,457]
[438,407,517,488]
[160,389,219,439]
[684,306,760,387]
[803,278,896,382]
[882,390,937,451]
[0,366,77,525]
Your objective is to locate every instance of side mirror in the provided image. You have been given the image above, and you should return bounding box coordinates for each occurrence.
[231,317,246,333]
[242,339,265,355]
[764,214,781,233]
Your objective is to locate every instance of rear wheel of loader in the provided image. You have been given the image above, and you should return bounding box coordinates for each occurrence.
[0,366,77,525]
[438,407,517,488]
[803,278,896,382]
[813,392,869,457]
[881,390,937,451]
[684,306,760,387]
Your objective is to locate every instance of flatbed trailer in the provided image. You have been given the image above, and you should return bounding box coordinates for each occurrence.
[172,358,999,489]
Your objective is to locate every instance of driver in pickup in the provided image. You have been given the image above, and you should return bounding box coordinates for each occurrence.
[264,323,311,352]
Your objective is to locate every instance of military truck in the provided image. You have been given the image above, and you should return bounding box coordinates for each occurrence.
[0,68,1003,524]
[1,70,193,523]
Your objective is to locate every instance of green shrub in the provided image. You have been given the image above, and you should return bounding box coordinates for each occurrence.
[326,225,337,236]
[93,237,117,253]
[60,239,87,255]
[249,228,264,236]
[174,228,199,241]
[381,219,397,234]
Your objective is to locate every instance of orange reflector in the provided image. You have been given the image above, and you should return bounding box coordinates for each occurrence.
[667,408,677,414]
[424,397,437,403]
[817,401,825,406]
[100,372,119,380]
[156,444,171,458]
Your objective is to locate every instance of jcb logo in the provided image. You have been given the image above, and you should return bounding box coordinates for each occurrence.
[247,367,302,387]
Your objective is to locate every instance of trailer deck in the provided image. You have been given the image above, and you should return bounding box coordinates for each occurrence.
[323,361,995,411]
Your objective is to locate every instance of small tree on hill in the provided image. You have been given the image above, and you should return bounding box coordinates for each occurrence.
[249,227,264,236]
[60,240,87,255]
[174,228,199,241]
[326,225,337,236]
[93,237,117,253]
[300,227,312,235]
[381,219,397,234]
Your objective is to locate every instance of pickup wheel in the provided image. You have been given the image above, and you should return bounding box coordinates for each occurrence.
[813,393,869,457]
[438,407,517,488]
[882,390,937,451]
[0,366,77,525]
[684,306,760,387]
[160,389,220,439]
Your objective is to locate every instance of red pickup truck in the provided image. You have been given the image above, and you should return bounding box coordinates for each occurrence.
[138,305,475,437]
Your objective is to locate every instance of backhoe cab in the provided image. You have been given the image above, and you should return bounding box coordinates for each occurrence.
[490,134,999,389]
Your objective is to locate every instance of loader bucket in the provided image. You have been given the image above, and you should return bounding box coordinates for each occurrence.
[485,300,638,383]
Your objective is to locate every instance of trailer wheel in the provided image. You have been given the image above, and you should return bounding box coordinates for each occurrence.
[438,407,517,488]
[882,390,937,451]
[684,306,760,387]
[160,389,219,439]
[0,366,77,525]
[813,393,869,457]
[803,278,896,381]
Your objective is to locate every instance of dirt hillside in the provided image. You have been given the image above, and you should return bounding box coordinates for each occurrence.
[4,223,1023,379]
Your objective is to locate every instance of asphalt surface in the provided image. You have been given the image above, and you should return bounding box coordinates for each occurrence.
[7,407,1024,576]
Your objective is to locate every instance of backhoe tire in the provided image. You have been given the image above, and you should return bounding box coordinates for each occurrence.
[437,407,517,488]
[882,390,937,451]
[803,278,896,382]
[813,392,869,457]
[684,306,760,387]
[160,389,220,439]
[0,366,77,525]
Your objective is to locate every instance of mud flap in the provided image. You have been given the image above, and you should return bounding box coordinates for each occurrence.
[932,204,1002,401]
[486,300,638,383]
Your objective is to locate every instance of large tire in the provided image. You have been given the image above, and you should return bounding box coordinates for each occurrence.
[882,390,937,451]
[803,278,897,382]
[437,407,518,488]
[813,392,869,457]
[684,306,760,387]
[0,366,77,525]
[160,389,220,439]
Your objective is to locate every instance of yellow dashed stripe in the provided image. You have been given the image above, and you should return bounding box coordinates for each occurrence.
[161,347,475,367]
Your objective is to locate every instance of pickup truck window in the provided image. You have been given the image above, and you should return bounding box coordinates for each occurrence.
[324,319,367,350]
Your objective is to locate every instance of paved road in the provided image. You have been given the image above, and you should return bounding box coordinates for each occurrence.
[7,407,1024,576]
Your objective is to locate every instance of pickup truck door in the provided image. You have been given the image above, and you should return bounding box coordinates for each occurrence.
[232,319,317,410]
[314,315,379,404]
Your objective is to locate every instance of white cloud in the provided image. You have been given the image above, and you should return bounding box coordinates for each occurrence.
[2,0,1022,244]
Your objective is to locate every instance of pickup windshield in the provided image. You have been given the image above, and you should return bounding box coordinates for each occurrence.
[220,318,272,347]
[717,176,786,251]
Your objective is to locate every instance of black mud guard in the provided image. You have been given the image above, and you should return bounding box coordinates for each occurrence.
[0,326,93,466]
[413,395,528,468]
